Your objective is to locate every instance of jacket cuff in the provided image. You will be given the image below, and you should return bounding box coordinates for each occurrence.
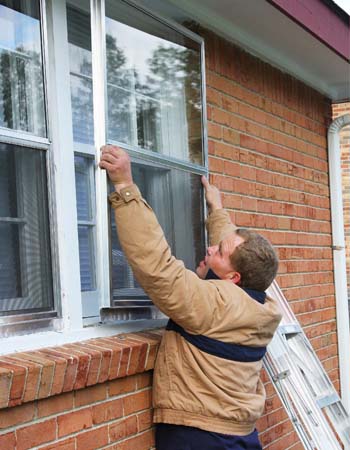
[109,184,142,208]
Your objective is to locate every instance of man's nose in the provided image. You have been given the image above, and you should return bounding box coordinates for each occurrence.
[207,246,216,256]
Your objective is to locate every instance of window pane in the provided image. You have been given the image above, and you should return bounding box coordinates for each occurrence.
[67,4,94,145]
[74,155,93,221]
[0,0,46,136]
[0,223,22,299]
[78,225,95,291]
[105,0,203,165]
[74,155,96,292]
[0,143,53,315]
[109,164,205,302]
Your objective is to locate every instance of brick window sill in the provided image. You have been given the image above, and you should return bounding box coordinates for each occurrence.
[0,330,163,410]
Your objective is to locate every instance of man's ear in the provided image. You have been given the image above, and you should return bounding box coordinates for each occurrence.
[231,271,241,285]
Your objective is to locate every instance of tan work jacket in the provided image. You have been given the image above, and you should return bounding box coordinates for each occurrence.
[110,184,282,436]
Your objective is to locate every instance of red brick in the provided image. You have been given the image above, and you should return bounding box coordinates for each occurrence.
[0,367,12,408]
[16,352,55,399]
[75,383,107,407]
[109,416,138,442]
[76,426,109,450]
[0,361,26,407]
[123,390,152,416]
[37,350,68,395]
[62,344,100,387]
[109,375,137,397]
[2,356,40,403]
[137,409,153,432]
[106,337,132,378]
[16,418,56,450]
[116,428,155,450]
[57,408,93,437]
[0,403,35,429]
[0,432,16,450]
[38,392,74,418]
[40,349,78,392]
[92,398,123,425]
[89,338,124,380]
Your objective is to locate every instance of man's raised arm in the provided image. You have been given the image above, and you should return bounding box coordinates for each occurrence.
[99,145,217,332]
[201,176,237,246]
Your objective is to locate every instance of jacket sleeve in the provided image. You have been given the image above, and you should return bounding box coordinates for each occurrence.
[109,185,220,333]
[205,209,237,246]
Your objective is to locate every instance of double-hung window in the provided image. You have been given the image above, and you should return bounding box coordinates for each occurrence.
[67,0,207,320]
[105,1,206,318]
[0,0,54,335]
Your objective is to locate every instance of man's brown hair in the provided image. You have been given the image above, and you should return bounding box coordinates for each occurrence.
[229,229,279,291]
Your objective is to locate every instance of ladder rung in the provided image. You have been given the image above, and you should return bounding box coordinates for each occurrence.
[316,393,340,409]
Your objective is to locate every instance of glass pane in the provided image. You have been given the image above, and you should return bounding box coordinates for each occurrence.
[67,4,94,145]
[107,85,135,145]
[109,163,205,301]
[78,225,95,291]
[0,0,46,136]
[0,143,53,315]
[105,0,203,165]
[74,155,93,221]
[0,223,22,299]
[0,148,18,217]
[74,155,96,292]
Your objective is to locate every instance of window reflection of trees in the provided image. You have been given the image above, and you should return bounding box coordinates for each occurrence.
[106,32,202,163]
[0,48,45,135]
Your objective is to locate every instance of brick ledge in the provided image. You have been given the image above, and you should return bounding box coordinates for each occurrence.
[0,330,163,410]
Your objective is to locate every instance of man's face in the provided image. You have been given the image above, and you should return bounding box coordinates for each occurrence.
[197,232,245,281]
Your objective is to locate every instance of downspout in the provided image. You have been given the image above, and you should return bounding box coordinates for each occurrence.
[328,113,350,414]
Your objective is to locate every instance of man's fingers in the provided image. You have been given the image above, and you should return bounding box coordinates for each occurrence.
[100,144,123,158]
[99,160,116,171]
[201,175,210,190]
[100,152,119,165]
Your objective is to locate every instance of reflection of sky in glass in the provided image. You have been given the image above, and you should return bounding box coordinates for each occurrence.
[106,18,184,86]
[0,5,41,55]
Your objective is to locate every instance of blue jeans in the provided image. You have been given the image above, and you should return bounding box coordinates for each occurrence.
[156,423,263,450]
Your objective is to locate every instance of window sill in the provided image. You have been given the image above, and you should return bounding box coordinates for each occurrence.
[0,319,167,356]
[0,325,164,409]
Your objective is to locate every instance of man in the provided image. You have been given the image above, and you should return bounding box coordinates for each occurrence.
[100,145,282,450]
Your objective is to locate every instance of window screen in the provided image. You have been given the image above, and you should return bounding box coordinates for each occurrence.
[0,143,53,315]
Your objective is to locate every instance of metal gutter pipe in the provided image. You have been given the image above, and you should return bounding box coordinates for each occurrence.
[328,113,350,414]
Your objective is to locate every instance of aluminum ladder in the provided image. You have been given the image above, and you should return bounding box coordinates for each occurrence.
[264,281,350,450]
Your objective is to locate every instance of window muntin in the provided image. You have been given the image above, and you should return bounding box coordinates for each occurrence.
[0,0,46,136]
[0,143,53,315]
[105,0,203,165]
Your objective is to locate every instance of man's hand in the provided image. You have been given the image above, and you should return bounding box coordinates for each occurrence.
[99,145,133,192]
[201,176,222,212]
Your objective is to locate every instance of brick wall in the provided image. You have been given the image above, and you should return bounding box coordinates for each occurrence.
[0,332,162,450]
[332,102,350,302]
[203,29,335,450]
[0,30,337,450]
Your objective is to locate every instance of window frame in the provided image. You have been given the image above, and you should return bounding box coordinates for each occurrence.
[0,0,63,336]
[92,0,208,320]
